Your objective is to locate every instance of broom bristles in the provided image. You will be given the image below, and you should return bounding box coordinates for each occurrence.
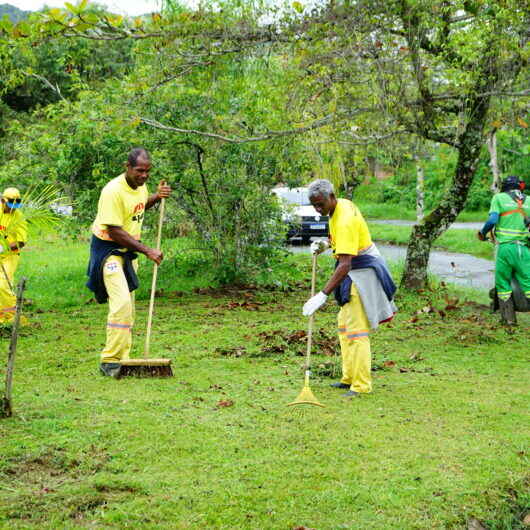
[117,358,173,378]
[287,384,324,407]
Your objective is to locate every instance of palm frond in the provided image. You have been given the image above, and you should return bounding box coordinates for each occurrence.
[7,184,73,236]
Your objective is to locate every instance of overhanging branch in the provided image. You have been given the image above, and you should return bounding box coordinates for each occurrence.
[140,115,335,143]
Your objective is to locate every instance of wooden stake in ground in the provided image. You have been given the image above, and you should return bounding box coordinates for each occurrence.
[0,261,14,294]
[1,277,26,418]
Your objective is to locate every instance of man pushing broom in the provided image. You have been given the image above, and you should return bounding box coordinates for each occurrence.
[87,148,171,377]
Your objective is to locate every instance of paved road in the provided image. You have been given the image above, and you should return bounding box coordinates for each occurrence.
[289,241,494,290]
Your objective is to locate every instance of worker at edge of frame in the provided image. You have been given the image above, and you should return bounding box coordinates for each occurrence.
[302,178,397,398]
[477,175,530,326]
[0,187,28,324]
[86,147,172,377]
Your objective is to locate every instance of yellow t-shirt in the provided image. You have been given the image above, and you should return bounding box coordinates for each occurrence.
[0,209,28,252]
[92,173,148,241]
[329,198,372,256]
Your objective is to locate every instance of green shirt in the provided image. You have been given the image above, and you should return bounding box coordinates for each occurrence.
[489,192,530,243]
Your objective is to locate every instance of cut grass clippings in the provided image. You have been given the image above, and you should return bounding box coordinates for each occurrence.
[0,238,528,529]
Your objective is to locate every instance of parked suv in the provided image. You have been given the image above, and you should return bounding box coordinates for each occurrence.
[271,186,329,244]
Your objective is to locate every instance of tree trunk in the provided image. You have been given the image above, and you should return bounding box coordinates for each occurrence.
[414,155,425,222]
[402,105,493,290]
[401,45,501,290]
[486,129,501,193]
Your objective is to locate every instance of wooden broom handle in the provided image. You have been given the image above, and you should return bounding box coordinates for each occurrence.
[304,252,317,381]
[144,192,165,358]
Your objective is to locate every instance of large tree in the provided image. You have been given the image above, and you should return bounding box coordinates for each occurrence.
[2,0,528,288]
[279,0,529,288]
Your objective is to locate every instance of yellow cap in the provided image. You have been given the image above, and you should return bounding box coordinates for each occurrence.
[2,187,21,200]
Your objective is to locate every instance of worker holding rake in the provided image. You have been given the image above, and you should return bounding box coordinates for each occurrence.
[87,148,171,377]
[302,179,396,398]
[0,187,28,324]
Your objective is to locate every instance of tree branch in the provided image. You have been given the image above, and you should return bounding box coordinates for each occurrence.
[140,115,334,143]
[174,141,215,219]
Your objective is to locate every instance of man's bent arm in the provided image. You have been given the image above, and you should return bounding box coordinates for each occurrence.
[479,212,499,237]
[106,225,162,264]
[145,193,162,210]
[321,254,353,295]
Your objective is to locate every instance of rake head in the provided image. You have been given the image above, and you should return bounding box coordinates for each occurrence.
[287,384,324,407]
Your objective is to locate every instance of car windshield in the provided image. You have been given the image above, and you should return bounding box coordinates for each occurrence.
[276,189,311,206]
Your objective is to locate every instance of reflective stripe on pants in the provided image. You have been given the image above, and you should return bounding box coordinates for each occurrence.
[337,282,372,394]
[101,255,137,363]
[495,242,530,301]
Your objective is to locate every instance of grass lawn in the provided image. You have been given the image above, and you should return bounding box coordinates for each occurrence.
[0,240,528,529]
[355,202,488,223]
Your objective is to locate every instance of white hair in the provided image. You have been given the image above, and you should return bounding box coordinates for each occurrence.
[308,179,334,199]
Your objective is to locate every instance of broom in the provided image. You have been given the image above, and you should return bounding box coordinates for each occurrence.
[118,192,173,378]
[287,252,324,407]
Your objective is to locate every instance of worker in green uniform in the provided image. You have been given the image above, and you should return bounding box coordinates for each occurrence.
[478,175,530,325]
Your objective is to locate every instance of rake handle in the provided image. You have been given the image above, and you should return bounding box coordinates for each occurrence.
[304,252,317,383]
[144,195,165,358]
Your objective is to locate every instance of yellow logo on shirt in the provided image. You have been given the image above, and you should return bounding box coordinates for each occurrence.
[132,202,145,223]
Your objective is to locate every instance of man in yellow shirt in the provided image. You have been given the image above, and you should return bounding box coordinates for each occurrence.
[303,179,396,397]
[87,148,171,376]
[0,187,28,323]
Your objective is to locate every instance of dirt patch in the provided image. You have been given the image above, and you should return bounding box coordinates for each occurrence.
[3,452,79,484]
[1,446,109,484]
[1,447,144,524]
[215,346,247,358]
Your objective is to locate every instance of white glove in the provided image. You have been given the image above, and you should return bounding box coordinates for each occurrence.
[303,291,328,316]
[310,239,329,255]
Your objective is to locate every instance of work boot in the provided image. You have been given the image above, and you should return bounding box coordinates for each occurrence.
[489,288,499,313]
[99,362,121,378]
[330,382,350,389]
[342,390,360,398]
[498,297,517,326]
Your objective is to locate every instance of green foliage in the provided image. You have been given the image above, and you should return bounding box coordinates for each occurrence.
[355,131,529,213]
[1,5,133,111]
[0,19,321,285]
[0,0,527,290]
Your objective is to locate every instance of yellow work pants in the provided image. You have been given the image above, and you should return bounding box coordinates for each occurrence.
[101,255,137,363]
[337,282,372,393]
[0,253,20,323]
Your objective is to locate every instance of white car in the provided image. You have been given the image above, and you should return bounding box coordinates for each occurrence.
[271,186,329,244]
